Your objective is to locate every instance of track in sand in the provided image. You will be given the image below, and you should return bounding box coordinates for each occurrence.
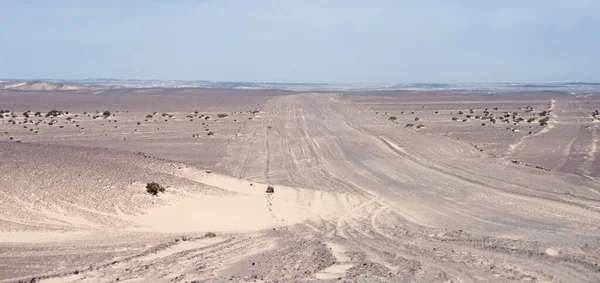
[2,92,600,282]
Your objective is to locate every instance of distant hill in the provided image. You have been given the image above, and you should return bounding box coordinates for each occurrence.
[0,81,84,91]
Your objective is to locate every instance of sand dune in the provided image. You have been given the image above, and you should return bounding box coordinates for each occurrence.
[1,89,600,282]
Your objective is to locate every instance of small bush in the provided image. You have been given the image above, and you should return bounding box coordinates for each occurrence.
[266,186,275,193]
[103,110,111,117]
[204,232,216,238]
[388,116,397,121]
[217,113,228,118]
[46,110,63,117]
[405,123,415,127]
[414,117,420,121]
[146,114,153,118]
[146,182,165,195]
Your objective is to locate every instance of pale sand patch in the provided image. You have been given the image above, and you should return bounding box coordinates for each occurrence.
[124,193,277,233]
[40,274,85,283]
[498,234,527,240]
[125,172,348,233]
[316,264,354,279]
[316,242,353,279]
[545,248,560,257]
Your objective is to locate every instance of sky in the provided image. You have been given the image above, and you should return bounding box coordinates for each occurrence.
[0,0,598,83]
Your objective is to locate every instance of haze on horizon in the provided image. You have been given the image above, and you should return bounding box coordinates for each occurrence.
[0,0,599,83]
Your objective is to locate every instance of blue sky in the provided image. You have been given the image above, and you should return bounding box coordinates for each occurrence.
[0,0,598,83]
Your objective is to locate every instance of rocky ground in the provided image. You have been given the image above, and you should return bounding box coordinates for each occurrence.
[1,89,599,282]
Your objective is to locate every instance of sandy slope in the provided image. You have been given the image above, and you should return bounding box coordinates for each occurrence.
[1,91,600,282]
[507,95,600,177]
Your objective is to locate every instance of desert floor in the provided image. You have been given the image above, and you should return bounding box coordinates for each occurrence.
[1,89,599,282]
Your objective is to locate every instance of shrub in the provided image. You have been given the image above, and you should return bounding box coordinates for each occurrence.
[414,117,420,121]
[405,123,414,127]
[204,232,216,238]
[46,110,63,117]
[266,186,275,193]
[217,113,228,118]
[146,115,153,118]
[146,182,165,195]
[416,124,425,129]
[388,116,397,121]
[103,111,111,117]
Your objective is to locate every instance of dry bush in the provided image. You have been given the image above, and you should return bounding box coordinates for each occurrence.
[146,182,165,195]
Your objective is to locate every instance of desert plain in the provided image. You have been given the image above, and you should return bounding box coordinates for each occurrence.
[0,85,599,282]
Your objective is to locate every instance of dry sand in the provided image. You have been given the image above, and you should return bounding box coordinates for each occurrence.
[1,89,599,282]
